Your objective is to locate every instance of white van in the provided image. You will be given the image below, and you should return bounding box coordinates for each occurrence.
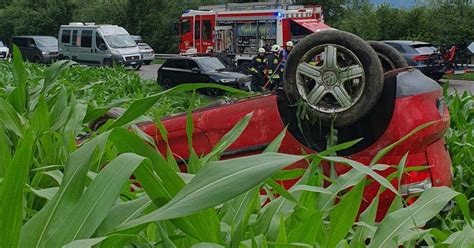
[58,23,143,69]
[0,40,9,60]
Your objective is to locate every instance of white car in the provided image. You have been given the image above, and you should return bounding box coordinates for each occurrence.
[0,40,9,60]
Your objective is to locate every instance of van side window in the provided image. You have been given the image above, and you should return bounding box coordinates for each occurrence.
[81,30,93,48]
[62,30,71,44]
[28,38,36,47]
[72,30,79,46]
[13,38,27,47]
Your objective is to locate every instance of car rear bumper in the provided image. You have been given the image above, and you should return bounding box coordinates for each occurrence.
[42,55,59,64]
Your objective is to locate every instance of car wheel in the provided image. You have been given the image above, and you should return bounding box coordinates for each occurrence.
[33,56,42,64]
[204,87,222,96]
[284,29,384,127]
[368,41,408,72]
[89,107,125,131]
[144,60,152,65]
[160,77,174,89]
[103,59,113,67]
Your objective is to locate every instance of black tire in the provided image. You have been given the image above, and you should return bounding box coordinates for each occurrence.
[89,107,125,131]
[284,29,384,127]
[33,56,42,64]
[160,77,174,89]
[368,41,408,72]
[103,59,113,67]
[144,60,152,65]
[204,87,223,96]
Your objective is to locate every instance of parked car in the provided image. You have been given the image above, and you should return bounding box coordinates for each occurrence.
[157,56,252,94]
[98,30,452,220]
[11,36,59,64]
[58,23,143,69]
[383,40,445,80]
[131,35,155,65]
[0,40,9,60]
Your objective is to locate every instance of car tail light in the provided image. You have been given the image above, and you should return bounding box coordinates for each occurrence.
[412,55,430,61]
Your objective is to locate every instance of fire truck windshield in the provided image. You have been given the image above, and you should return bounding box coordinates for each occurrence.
[197,57,227,71]
[104,35,137,49]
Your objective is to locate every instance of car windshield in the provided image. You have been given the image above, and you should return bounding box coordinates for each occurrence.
[412,44,437,54]
[35,37,58,47]
[0,41,4,47]
[197,57,227,71]
[104,35,137,49]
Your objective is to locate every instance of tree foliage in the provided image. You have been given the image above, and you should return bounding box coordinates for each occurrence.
[0,0,473,53]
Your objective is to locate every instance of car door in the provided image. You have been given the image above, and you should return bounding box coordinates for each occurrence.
[76,29,99,65]
[186,59,210,84]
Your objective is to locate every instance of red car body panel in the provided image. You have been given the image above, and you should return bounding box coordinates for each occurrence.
[138,71,452,220]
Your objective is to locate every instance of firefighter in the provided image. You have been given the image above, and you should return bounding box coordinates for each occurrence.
[249,48,267,91]
[267,44,283,90]
[280,41,293,68]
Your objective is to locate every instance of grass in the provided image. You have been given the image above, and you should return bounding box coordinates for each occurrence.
[443,72,474,81]
[152,58,166,65]
[0,47,473,247]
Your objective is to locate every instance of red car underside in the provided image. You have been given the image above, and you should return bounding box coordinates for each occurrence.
[138,69,452,220]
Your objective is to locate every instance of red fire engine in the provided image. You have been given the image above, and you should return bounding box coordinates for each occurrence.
[177,2,330,65]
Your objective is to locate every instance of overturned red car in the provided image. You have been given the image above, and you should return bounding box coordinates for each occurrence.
[134,30,452,219]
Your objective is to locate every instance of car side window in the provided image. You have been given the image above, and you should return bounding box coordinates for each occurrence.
[174,59,187,69]
[187,60,199,70]
[164,60,176,68]
[388,43,405,53]
[29,38,36,47]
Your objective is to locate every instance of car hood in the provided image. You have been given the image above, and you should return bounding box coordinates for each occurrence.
[112,47,141,55]
[206,70,248,79]
[0,47,8,52]
[39,46,58,53]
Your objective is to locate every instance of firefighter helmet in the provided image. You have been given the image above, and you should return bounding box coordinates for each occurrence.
[286,41,294,47]
[271,44,280,52]
[258,47,266,53]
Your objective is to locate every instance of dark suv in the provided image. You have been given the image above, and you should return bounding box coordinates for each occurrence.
[383,40,445,80]
[157,56,252,94]
[12,36,59,64]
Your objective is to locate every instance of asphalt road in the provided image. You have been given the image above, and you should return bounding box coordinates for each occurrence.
[137,64,474,94]
[138,64,160,81]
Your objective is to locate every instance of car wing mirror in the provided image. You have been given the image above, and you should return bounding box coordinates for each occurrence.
[191,67,201,73]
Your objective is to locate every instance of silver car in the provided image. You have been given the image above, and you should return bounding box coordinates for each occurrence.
[131,35,155,65]
[0,40,9,60]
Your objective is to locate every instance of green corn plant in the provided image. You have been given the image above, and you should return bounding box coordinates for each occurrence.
[0,48,473,248]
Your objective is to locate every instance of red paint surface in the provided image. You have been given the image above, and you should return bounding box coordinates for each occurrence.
[138,89,452,219]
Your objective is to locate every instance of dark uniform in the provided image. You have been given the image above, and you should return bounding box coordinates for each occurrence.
[267,53,283,90]
[249,55,267,91]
